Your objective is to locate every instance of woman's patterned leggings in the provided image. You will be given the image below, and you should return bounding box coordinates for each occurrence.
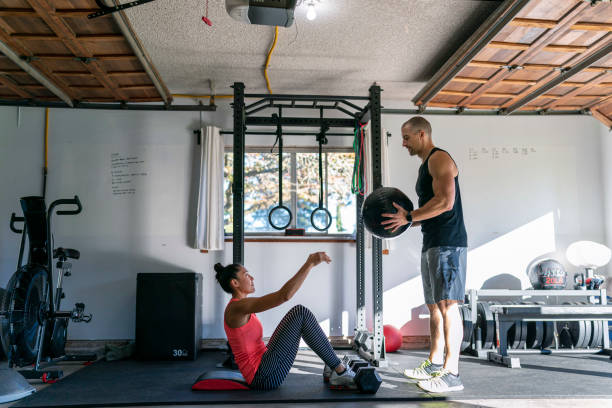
[249,304,341,390]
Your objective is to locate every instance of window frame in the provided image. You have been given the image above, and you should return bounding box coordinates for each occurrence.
[224,145,356,239]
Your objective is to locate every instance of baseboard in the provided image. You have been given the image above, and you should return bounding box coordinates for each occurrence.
[66,335,431,355]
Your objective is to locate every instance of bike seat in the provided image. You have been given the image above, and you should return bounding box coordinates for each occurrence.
[53,247,80,260]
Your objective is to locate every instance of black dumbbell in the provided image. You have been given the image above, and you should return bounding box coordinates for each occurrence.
[354,366,382,394]
[332,358,382,394]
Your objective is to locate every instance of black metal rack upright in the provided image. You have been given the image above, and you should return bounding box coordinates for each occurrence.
[231,82,387,366]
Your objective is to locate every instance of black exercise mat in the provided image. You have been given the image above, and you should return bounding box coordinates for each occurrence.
[12,349,612,407]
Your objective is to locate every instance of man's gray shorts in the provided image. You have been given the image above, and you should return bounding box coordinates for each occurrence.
[421,246,467,305]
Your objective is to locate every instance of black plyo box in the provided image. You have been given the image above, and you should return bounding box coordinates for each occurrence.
[136,273,202,361]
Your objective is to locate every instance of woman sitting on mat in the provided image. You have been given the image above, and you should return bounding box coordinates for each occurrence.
[214,251,355,390]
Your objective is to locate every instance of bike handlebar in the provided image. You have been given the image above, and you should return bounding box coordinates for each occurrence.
[9,213,24,233]
[50,196,82,216]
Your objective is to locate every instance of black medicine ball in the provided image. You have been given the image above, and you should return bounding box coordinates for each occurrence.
[361,187,414,239]
[528,259,567,290]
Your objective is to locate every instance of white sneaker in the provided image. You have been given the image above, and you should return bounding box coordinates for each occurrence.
[403,359,443,380]
[329,366,357,389]
[417,368,464,393]
[323,365,332,382]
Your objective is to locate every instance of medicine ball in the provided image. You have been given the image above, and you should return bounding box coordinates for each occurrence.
[528,259,567,290]
[361,187,413,239]
[383,324,402,353]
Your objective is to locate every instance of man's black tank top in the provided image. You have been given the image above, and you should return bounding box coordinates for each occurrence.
[415,147,467,252]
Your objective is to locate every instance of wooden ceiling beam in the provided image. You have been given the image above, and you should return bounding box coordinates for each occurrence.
[0,69,27,75]
[53,71,93,77]
[0,8,101,17]
[412,0,530,107]
[510,18,612,32]
[510,18,556,29]
[586,94,612,110]
[489,41,589,53]
[107,70,147,76]
[591,109,612,127]
[0,21,76,104]
[0,74,34,98]
[426,102,459,108]
[119,84,155,90]
[501,33,612,112]
[0,8,36,16]
[483,92,516,98]
[439,90,471,97]
[459,1,591,107]
[544,71,612,109]
[69,84,105,89]
[20,83,46,89]
[33,53,138,61]
[451,76,538,86]
[10,33,124,41]
[452,76,488,84]
[503,79,537,86]
[572,22,612,32]
[24,0,129,101]
[503,36,612,113]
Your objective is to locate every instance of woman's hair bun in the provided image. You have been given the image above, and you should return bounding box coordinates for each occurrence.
[214,263,224,276]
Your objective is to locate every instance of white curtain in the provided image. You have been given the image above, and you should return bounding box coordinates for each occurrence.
[363,123,395,252]
[195,126,225,251]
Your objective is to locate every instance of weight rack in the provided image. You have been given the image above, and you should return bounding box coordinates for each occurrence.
[465,289,612,368]
[231,82,388,367]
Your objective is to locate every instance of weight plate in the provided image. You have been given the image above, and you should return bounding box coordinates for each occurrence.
[590,319,602,348]
[563,302,587,348]
[506,302,527,349]
[522,302,544,349]
[476,302,494,350]
[541,321,554,349]
[505,301,520,349]
[460,305,473,352]
[576,302,591,349]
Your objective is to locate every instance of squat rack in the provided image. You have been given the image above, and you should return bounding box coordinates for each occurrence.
[231,82,387,366]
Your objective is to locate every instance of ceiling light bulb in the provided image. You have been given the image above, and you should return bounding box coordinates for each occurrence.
[306,3,316,20]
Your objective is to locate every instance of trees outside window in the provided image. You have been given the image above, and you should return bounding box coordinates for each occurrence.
[224,150,355,235]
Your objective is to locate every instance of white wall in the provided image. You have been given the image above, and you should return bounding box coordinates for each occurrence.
[0,105,606,340]
[600,123,612,292]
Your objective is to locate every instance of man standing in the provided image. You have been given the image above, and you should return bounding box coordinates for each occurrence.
[382,116,467,393]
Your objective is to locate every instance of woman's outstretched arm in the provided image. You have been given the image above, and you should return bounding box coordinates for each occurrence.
[231,252,331,316]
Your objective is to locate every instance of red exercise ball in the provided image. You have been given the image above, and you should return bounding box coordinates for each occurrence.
[384,324,402,353]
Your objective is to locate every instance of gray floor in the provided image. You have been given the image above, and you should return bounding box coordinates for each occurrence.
[2,349,612,408]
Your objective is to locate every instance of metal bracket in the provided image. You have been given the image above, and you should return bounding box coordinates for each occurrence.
[502,64,523,72]
[417,104,426,114]
[455,107,465,115]
[20,55,39,63]
[74,57,97,64]
[89,0,158,19]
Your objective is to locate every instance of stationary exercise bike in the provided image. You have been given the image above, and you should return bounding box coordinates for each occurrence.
[0,196,94,384]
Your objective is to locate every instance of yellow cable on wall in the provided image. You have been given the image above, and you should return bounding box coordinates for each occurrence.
[44,108,49,170]
[264,26,279,94]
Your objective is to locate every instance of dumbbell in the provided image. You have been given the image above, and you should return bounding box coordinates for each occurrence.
[348,360,382,394]
[325,358,382,394]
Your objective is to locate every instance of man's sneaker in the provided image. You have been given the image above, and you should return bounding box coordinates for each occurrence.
[329,366,357,390]
[403,359,443,380]
[417,368,464,393]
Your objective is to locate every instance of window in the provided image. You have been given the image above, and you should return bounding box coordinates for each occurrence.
[223,149,356,235]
